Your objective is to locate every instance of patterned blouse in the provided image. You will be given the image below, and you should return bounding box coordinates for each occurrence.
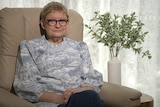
[13,36,103,107]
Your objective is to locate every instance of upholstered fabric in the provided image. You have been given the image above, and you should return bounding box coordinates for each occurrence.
[0,8,142,107]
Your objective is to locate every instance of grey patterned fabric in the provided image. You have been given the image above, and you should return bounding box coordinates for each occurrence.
[13,36,103,107]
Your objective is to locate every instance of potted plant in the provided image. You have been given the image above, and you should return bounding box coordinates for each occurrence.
[85,11,151,84]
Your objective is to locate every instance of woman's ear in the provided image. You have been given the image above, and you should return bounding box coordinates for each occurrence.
[67,20,69,27]
[39,20,46,35]
[40,20,45,29]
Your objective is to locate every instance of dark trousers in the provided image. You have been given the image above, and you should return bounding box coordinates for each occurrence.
[58,90,104,107]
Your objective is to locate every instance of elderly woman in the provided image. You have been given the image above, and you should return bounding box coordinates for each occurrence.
[13,1,104,107]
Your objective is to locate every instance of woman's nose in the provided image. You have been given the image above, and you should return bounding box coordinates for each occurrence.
[55,22,61,27]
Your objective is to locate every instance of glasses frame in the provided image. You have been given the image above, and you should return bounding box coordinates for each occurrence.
[46,19,68,26]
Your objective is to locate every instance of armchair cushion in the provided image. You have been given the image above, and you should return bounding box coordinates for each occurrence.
[24,9,41,40]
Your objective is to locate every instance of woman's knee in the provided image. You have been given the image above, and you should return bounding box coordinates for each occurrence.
[81,90,100,98]
[71,90,102,102]
[69,90,104,107]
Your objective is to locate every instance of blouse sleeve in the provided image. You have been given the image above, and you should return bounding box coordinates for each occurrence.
[79,42,103,93]
[13,40,43,102]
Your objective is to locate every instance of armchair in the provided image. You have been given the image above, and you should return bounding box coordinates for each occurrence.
[0,8,142,107]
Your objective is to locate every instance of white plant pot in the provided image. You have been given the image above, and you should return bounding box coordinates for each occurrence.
[108,57,121,85]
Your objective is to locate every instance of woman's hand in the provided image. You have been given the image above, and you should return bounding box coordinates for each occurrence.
[38,86,94,105]
[38,92,64,104]
[62,86,94,104]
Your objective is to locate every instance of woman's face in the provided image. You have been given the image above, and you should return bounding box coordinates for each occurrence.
[41,11,68,40]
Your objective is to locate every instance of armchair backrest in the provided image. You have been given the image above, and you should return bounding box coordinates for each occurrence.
[0,8,83,91]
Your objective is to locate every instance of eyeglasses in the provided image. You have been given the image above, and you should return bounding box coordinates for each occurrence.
[46,19,68,26]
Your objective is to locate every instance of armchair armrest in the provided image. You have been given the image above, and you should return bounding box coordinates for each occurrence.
[99,82,142,107]
[0,88,36,107]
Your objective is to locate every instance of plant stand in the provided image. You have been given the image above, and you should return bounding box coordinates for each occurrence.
[140,93,153,107]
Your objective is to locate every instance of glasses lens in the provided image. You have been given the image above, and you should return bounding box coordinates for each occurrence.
[47,19,68,26]
[59,20,68,26]
[47,19,56,26]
